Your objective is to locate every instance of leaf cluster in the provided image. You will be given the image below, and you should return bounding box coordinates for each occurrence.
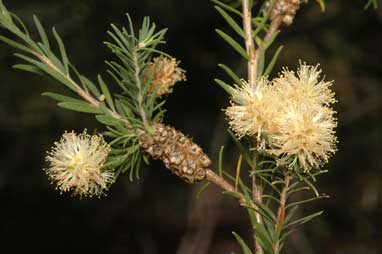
[217,135,328,254]
[212,0,283,95]
[105,15,168,132]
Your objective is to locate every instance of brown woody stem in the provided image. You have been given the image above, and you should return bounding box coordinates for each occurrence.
[205,169,246,204]
[242,0,257,84]
[241,0,285,252]
[33,51,131,127]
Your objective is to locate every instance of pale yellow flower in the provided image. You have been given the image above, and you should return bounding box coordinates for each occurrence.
[273,62,336,107]
[269,104,337,171]
[225,78,280,142]
[45,130,114,197]
[268,62,338,171]
[225,62,338,171]
[145,56,186,96]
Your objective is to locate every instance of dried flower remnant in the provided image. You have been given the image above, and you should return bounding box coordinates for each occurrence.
[225,78,280,142]
[145,56,186,96]
[45,130,114,197]
[266,0,301,26]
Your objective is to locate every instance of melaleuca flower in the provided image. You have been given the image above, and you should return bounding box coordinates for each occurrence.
[225,61,338,171]
[269,62,338,171]
[225,78,280,142]
[45,130,114,197]
[145,56,186,96]
[269,104,337,171]
[273,62,336,107]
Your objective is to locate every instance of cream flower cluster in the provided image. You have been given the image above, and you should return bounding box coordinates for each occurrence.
[45,130,114,197]
[226,62,337,171]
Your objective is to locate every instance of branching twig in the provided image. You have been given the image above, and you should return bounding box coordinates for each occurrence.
[263,15,283,44]
[205,169,246,204]
[133,47,150,130]
[32,51,131,126]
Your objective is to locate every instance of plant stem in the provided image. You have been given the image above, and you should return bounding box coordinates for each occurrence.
[133,47,150,130]
[205,169,246,204]
[242,0,257,84]
[33,51,130,126]
[251,153,264,254]
[274,171,291,253]
[242,0,265,252]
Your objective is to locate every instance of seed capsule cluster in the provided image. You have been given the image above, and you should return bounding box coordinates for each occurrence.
[138,124,211,183]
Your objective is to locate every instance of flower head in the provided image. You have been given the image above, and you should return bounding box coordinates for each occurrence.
[269,62,338,171]
[269,104,337,171]
[225,78,280,142]
[145,56,186,96]
[45,130,114,197]
[273,62,336,107]
[225,61,338,172]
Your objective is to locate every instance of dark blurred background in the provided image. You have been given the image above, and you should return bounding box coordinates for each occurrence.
[0,0,381,254]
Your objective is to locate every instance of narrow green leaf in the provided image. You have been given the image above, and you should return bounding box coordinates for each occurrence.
[42,92,83,103]
[14,53,77,92]
[52,27,69,74]
[286,186,310,198]
[214,78,235,95]
[215,29,249,60]
[58,101,102,114]
[264,31,279,49]
[242,204,275,225]
[248,199,276,223]
[95,114,120,126]
[196,182,210,199]
[301,175,319,197]
[33,15,50,50]
[103,155,127,169]
[285,195,328,210]
[284,205,299,224]
[228,129,253,167]
[0,35,32,53]
[218,146,224,177]
[210,0,242,16]
[9,13,29,35]
[222,191,242,200]
[218,63,243,86]
[253,0,277,39]
[232,232,253,254]
[256,174,281,195]
[13,64,43,75]
[257,44,265,76]
[264,45,283,76]
[98,75,116,112]
[285,211,323,228]
[215,6,244,38]
[37,42,64,71]
[252,223,274,252]
[78,73,101,98]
